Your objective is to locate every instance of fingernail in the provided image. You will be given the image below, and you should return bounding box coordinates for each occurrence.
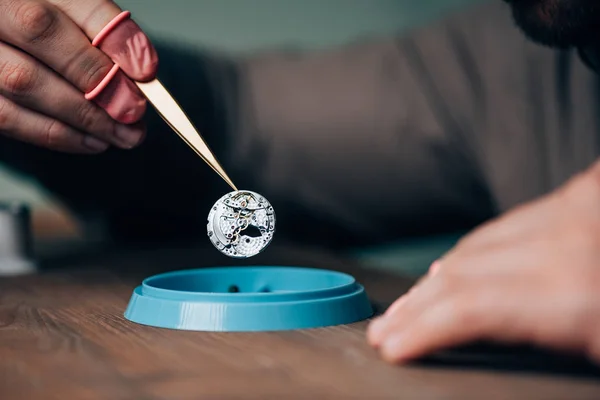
[115,124,143,148]
[83,136,109,152]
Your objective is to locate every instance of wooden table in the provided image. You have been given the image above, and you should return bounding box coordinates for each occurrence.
[1,243,600,399]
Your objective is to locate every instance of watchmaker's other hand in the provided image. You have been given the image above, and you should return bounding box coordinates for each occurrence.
[367,160,600,365]
[0,0,158,153]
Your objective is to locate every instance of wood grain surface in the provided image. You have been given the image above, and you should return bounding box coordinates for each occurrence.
[1,243,600,399]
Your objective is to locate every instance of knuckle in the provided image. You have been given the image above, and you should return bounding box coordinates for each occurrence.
[72,48,112,92]
[42,119,67,148]
[0,62,37,96]
[76,101,100,130]
[76,101,113,135]
[0,97,12,128]
[13,1,58,43]
[436,265,461,286]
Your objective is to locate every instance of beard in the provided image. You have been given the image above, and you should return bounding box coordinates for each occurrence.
[504,0,600,48]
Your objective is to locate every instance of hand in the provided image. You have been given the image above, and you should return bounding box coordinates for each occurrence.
[0,0,158,153]
[367,160,600,364]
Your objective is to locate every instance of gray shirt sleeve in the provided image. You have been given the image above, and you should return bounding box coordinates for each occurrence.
[0,1,596,248]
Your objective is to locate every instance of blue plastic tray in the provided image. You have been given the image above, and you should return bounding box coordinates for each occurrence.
[124,266,373,332]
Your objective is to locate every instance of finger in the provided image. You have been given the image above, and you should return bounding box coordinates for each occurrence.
[374,276,513,363]
[47,0,159,81]
[367,287,416,348]
[378,294,494,364]
[381,273,430,319]
[0,0,146,123]
[0,94,109,153]
[368,263,519,348]
[367,275,439,347]
[0,40,145,149]
[375,273,559,364]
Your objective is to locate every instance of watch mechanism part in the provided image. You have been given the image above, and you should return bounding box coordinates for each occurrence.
[207,190,275,258]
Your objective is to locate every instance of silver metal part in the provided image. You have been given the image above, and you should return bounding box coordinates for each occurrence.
[207,190,275,258]
[0,201,36,275]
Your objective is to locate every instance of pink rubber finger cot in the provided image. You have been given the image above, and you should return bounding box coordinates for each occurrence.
[84,11,153,124]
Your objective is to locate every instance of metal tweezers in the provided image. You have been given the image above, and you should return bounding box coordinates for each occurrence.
[135,79,238,191]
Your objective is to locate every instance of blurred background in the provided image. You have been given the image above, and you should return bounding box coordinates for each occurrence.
[0,0,484,273]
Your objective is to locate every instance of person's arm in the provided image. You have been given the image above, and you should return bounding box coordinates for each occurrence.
[1,1,594,249]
